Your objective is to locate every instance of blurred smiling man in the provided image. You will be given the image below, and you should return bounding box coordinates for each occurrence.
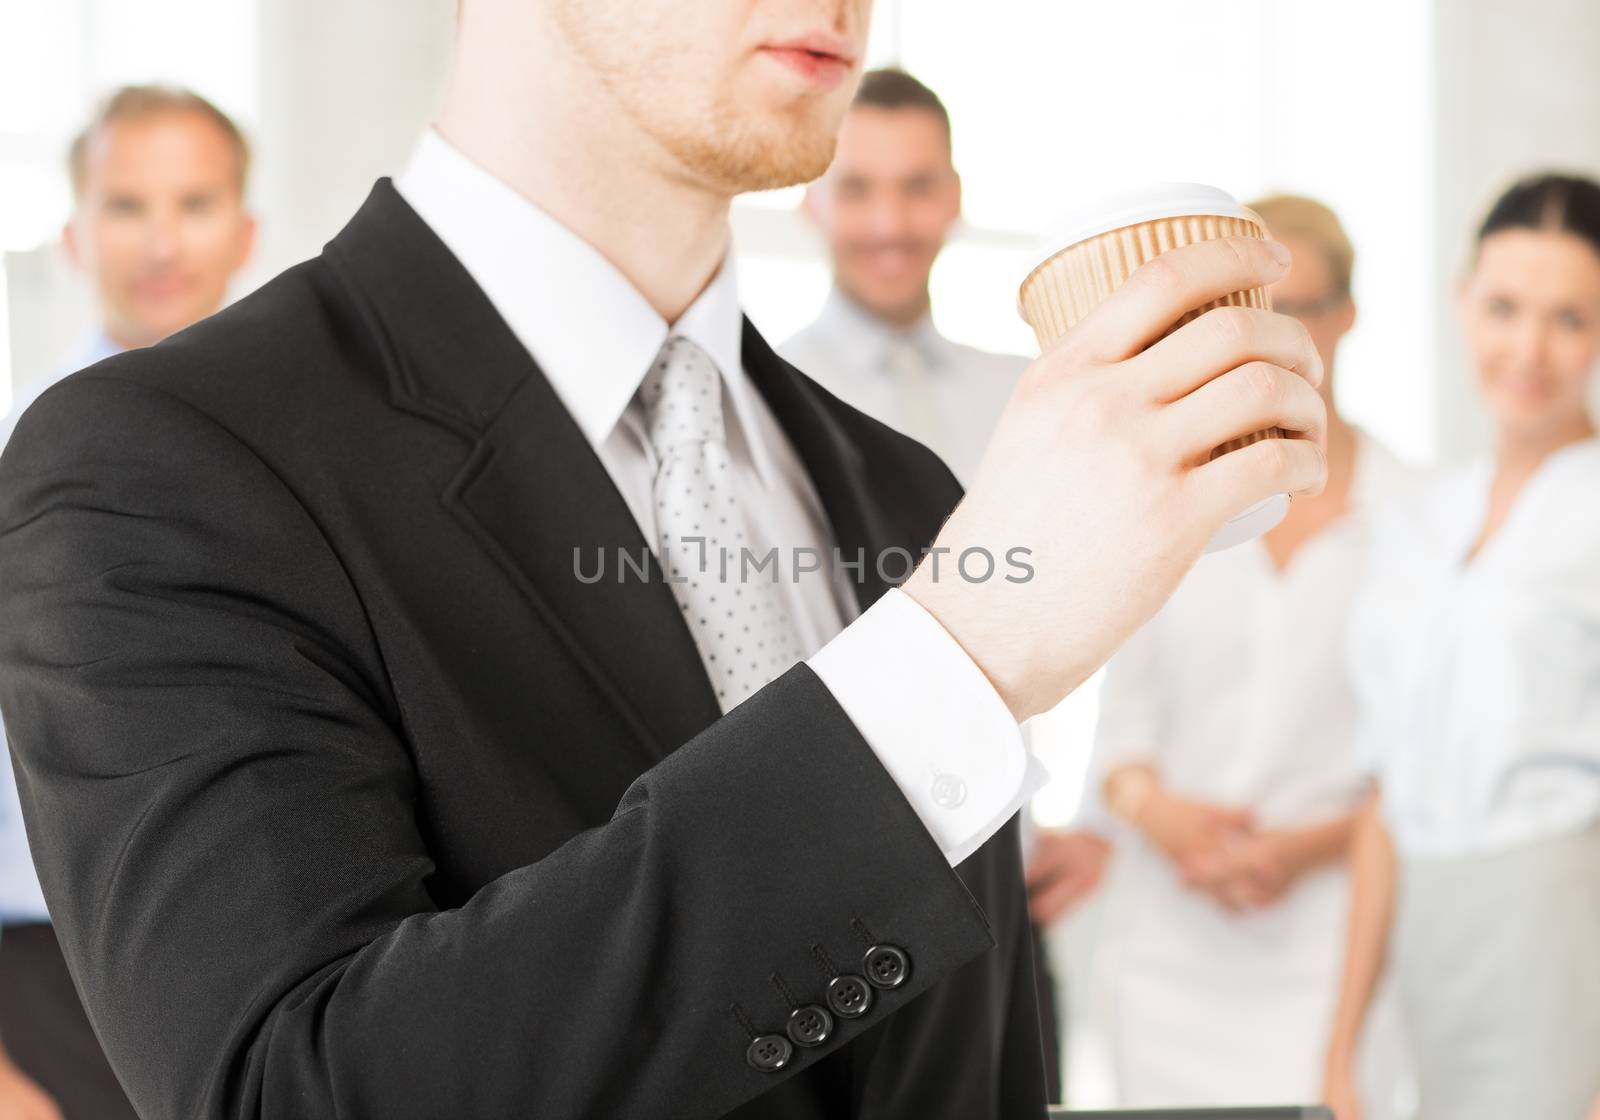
[1,85,255,444]
[783,69,1022,483]
[0,84,252,1120]
[63,87,255,363]
[0,2,1328,1118]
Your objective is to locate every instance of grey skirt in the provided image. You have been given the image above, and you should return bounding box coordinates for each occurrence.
[1396,825,1600,1120]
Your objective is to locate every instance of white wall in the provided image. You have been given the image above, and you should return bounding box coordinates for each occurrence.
[1431,0,1600,463]
[252,0,454,278]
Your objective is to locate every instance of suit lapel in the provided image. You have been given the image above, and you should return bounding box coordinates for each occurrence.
[740,320,908,617]
[446,380,732,761]
[325,181,720,764]
[324,180,919,770]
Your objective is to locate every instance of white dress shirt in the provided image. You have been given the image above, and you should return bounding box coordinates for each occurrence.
[780,288,1025,485]
[394,130,1037,866]
[1088,430,1414,830]
[1350,434,1600,859]
[1078,430,1414,1106]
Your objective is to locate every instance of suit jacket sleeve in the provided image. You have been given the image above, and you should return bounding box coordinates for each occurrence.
[0,374,999,1120]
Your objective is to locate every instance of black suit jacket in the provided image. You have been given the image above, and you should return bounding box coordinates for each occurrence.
[0,182,1046,1119]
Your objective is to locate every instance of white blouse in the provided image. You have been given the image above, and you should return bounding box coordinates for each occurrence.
[1088,430,1415,833]
[1076,433,1416,1107]
[1350,436,1600,859]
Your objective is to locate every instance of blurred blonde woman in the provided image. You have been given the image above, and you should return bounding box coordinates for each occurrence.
[1079,195,1409,1112]
[1324,172,1600,1120]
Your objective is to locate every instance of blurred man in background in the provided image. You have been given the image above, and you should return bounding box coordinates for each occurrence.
[0,84,254,1120]
[0,85,255,444]
[780,68,1019,485]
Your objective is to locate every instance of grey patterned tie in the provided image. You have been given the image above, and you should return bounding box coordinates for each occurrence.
[640,336,802,712]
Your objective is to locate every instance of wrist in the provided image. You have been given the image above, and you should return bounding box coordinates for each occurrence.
[900,561,1046,721]
[1281,820,1345,881]
[1285,830,1322,880]
[1105,766,1159,829]
[1323,1039,1357,1076]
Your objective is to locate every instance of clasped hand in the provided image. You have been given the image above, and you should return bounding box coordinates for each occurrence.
[1138,790,1309,911]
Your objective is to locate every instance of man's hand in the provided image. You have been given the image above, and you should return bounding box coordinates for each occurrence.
[902,236,1326,722]
[1024,829,1111,926]
[0,1053,62,1120]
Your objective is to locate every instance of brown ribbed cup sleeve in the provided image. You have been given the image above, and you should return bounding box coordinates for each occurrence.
[1018,214,1282,458]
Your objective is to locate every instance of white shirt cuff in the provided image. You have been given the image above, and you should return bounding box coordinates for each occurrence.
[808,588,1044,866]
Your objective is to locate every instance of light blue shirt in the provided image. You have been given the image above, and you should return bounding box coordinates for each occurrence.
[0,329,122,925]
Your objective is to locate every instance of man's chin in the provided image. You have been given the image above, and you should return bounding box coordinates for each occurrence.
[667,102,841,195]
[736,158,831,193]
[728,133,837,193]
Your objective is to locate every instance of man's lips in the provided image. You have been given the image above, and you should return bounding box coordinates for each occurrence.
[760,35,855,88]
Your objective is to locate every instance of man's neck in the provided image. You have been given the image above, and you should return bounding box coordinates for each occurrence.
[435,16,731,324]
[837,284,932,331]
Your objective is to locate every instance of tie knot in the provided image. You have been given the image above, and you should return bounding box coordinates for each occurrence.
[640,335,726,453]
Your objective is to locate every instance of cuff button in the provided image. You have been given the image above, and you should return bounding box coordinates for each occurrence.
[786,1004,834,1047]
[931,772,967,809]
[863,944,910,990]
[825,973,874,1019]
[746,1033,794,1073]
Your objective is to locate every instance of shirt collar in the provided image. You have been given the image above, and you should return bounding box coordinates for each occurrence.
[815,286,948,372]
[392,128,774,487]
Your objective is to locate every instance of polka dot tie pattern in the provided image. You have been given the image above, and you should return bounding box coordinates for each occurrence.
[640,336,802,712]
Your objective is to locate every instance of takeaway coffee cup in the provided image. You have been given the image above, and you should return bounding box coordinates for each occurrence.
[1016,182,1290,552]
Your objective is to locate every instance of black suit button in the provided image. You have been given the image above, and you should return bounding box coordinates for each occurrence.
[863,944,910,990]
[786,1004,834,1047]
[825,973,874,1019]
[746,1034,793,1073]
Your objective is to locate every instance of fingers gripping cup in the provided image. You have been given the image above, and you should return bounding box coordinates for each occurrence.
[1016,183,1290,552]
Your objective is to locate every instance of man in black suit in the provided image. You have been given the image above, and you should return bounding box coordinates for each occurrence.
[0,1,1328,1117]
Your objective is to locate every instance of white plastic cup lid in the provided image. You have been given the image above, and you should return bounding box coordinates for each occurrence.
[1019,182,1259,296]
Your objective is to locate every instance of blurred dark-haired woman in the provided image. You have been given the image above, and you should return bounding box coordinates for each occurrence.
[1323,172,1600,1120]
